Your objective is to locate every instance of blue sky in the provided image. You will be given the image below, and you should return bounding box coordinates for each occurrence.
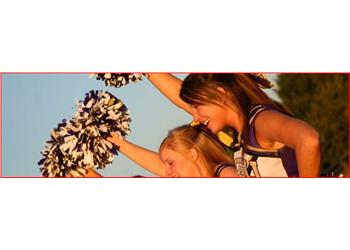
[2,73,277,177]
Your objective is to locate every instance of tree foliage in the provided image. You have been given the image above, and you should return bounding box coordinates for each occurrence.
[277,74,348,176]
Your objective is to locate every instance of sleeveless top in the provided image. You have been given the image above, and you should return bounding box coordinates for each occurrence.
[229,105,299,177]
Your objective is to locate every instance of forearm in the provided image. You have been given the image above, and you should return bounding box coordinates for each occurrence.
[147,73,192,113]
[108,135,165,176]
[295,138,321,177]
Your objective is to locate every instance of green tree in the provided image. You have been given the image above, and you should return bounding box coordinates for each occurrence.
[277,74,348,176]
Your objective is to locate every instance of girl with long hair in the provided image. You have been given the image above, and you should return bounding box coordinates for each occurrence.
[145,73,321,177]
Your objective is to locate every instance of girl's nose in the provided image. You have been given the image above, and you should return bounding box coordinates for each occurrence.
[165,165,174,176]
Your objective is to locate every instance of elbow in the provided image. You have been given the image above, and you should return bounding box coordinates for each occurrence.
[299,129,320,150]
[296,129,321,177]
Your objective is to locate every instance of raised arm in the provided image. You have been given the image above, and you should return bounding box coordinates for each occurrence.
[147,73,192,114]
[255,110,321,177]
[107,133,166,177]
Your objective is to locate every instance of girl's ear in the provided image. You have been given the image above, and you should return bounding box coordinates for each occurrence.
[216,87,229,105]
[189,148,199,161]
[216,87,227,95]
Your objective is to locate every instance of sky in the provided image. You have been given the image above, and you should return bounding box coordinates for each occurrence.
[2,73,278,177]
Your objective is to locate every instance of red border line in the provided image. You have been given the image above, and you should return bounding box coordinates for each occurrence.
[0,72,2,177]
[1,72,349,178]
[348,73,350,177]
[1,72,350,74]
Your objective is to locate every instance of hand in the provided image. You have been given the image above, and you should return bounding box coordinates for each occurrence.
[107,132,123,148]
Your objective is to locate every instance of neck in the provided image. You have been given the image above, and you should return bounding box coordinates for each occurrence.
[227,109,243,133]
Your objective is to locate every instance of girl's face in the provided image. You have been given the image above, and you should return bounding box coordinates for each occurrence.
[191,103,233,134]
[160,147,202,177]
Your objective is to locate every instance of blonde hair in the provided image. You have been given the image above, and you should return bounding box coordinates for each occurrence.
[159,125,233,177]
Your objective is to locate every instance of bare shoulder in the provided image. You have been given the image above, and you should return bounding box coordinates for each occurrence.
[219,167,238,177]
[254,109,291,126]
[253,108,318,149]
[255,108,313,133]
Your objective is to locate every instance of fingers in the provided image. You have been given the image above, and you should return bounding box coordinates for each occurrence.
[106,132,118,143]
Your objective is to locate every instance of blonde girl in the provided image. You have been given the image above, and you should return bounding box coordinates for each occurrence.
[107,124,237,177]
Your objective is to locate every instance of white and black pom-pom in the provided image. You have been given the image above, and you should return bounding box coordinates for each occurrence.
[90,73,143,88]
[38,90,131,177]
[38,119,89,177]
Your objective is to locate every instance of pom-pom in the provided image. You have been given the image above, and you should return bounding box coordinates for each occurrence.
[90,73,143,88]
[38,90,131,177]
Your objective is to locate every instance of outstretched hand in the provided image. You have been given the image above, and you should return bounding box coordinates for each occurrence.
[107,132,123,149]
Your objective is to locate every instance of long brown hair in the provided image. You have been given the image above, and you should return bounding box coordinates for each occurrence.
[159,125,233,177]
[179,73,291,150]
